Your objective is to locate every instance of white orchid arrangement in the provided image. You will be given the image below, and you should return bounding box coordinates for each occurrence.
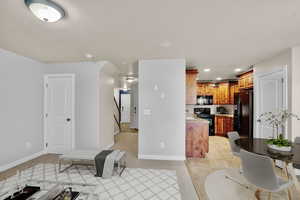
[258,109,300,147]
[258,110,300,129]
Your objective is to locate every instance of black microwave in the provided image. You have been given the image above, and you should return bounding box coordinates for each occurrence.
[196,95,213,105]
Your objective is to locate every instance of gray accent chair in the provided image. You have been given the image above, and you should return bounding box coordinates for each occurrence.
[294,137,300,181]
[227,131,241,157]
[240,149,293,200]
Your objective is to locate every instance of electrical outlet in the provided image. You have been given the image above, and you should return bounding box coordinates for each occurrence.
[160,142,165,149]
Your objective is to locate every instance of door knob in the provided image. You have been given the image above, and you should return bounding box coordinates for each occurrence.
[66,118,71,122]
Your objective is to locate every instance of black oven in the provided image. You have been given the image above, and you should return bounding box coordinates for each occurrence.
[194,108,215,136]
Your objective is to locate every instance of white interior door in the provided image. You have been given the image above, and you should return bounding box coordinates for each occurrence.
[255,69,287,138]
[44,74,75,154]
[121,94,131,123]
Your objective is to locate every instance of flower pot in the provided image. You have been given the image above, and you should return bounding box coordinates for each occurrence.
[267,144,291,152]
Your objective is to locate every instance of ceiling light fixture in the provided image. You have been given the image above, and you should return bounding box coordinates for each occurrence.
[203,68,211,72]
[126,76,137,83]
[235,68,242,72]
[216,77,222,81]
[85,53,94,59]
[25,0,65,22]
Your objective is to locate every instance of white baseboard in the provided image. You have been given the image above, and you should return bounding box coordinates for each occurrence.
[138,154,186,161]
[0,150,45,172]
[105,142,115,150]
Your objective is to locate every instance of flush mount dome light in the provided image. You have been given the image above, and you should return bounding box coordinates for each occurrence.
[25,0,65,22]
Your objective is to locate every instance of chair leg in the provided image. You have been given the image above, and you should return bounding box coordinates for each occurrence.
[255,189,261,200]
[268,192,272,200]
[224,175,249,189]
[287,188,292,200]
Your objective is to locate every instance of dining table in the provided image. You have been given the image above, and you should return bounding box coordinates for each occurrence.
[235,138,300,169]
[235,138,300,200]
[235,138,300,184]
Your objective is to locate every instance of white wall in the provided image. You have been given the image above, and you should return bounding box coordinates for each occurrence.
[138,59,186,160]
[0,49,45,168]
[45,62,101,149]
[45,61,120,150]
[0,48,119,169]
[98,62,120,148]
[114,88,120,106]
[291,47,300,140]
[130,83,139,129]
[113,88,121,135]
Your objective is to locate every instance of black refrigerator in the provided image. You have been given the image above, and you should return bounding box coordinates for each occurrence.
[234,89,253,139]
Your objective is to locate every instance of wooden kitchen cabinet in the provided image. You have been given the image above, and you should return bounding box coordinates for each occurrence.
[229,82,239,104]
[219,82,230,104]
[197,82,206,96]
[238,70,253,89]
[215,116,234,137]
[197,81,238,105]
[214,82,230,105]
[186,69,198,104]
[197,82,214,96]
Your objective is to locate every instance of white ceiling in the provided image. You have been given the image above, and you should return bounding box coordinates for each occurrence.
[1,0,300,80]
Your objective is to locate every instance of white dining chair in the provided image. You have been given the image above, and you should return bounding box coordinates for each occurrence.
[227,131,241,157]
[240,149,293,200]
[293,137,300,181]
[295,137,300,144]
[225,132,249,189]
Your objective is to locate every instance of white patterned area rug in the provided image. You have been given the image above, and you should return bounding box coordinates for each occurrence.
[0,164,181,200]
[205,168,294,200]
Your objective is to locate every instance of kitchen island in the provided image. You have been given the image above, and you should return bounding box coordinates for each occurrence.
[186,117,209,158]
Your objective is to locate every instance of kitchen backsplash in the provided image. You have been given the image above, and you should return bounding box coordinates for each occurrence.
[186,104,234,115]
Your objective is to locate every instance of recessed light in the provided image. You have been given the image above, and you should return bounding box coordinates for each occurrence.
[235,68,242,72]
[160,41,172,48]
[126,76,137,83]
[216,77,222,81]
[203,68,211,72]
[85,53,94,59]
[25,0,65,23]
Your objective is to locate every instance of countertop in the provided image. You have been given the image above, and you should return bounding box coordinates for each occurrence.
[186,117,209,123]
[215,113,234,117]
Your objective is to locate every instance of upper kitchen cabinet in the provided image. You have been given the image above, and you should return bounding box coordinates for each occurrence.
[197,82,214,96]
[186,69,198,104]
[229,82,239,104]
[237,70,253,89]
[216,82,230,105]
[197,80,239,105]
